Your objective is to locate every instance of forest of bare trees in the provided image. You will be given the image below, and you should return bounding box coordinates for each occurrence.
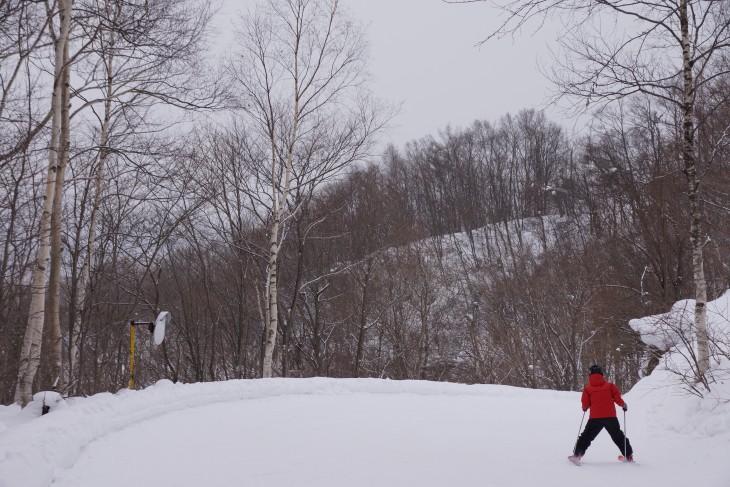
[1,0,729,405]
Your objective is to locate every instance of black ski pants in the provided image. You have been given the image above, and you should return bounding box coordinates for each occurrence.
[574,417,633,457]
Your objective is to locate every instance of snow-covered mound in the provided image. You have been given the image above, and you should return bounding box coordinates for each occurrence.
[629,289,730,351]
[627,289,730,463]
[629,289,730,386]
[629,298,696,351]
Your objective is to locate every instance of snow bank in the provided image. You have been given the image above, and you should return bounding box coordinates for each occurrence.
[0,378,561,487]
[627,290,730,439]
[627,364,730,438]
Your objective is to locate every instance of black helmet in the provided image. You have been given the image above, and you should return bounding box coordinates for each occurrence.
[589,364,603,375]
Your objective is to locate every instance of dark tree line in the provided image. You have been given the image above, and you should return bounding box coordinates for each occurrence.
[4,98,730,402]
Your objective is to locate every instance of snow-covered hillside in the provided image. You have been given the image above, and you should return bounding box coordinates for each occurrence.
[1,374,729,487]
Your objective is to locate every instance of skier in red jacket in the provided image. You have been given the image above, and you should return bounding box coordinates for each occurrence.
[572,365,634,463]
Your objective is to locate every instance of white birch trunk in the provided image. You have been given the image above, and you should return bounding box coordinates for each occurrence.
[261,216,280,378]
[69,27,114,392]
[260,8,302,378]
[48,38,71,392]
[260,125,300,377]
[14,0,72,406]
[680,0,710,379]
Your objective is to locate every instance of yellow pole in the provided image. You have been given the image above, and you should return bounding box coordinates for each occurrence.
[129,321,135,390]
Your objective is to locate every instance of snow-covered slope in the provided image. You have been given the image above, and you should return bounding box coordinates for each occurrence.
[1,374,729,487]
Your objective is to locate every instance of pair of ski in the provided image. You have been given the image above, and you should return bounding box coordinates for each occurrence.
[567,455,636,466]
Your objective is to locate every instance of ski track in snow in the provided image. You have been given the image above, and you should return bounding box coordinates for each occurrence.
[1,377,729,487]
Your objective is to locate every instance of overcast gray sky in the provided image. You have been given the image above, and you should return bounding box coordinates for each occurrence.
[214,0,561,148]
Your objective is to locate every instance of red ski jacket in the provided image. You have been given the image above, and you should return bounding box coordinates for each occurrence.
[581,373,626,419]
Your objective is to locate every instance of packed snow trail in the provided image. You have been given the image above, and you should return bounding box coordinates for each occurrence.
[0,378,724,487]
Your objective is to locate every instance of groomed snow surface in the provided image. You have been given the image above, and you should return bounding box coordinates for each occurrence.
[1,373,729,487]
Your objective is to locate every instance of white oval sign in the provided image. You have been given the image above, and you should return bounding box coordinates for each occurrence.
[153,311,171,345]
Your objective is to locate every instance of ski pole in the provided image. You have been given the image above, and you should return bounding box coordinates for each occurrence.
[573,410,586,455]
[623,409,627,457]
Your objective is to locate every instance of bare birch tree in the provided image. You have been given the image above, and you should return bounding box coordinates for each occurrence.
[46,29,71,392]
[14,0,72,405]
[230,0,387,378]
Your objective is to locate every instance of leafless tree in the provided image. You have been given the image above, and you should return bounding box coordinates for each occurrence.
[15,0,72,406]
[229,0,389,378]
[64,0,216,394]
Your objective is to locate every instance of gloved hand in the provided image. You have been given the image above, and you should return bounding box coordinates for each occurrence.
[582,408,587,412]
[622,402,628,412]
